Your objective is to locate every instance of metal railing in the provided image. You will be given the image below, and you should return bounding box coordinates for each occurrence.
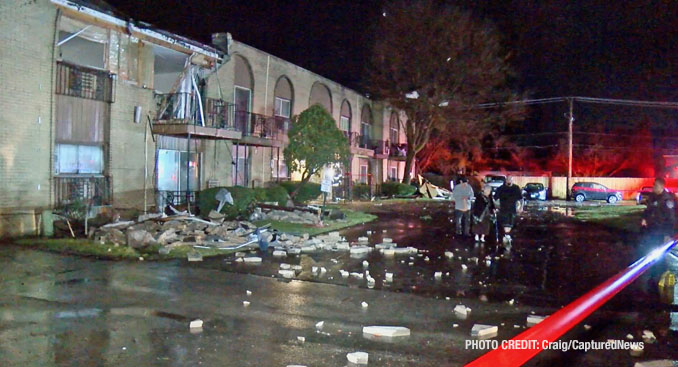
[389,142,408,158]
[54,176,112,207]
[373,140,389,156]
[234,111,289,140]
[56,61,115,103]
[157,190,197,207]
[205,98,236,129]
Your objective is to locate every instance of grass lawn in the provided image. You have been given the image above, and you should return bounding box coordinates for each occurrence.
[254,207,377,236]
[12,238,236,260]
[572,205,645,233]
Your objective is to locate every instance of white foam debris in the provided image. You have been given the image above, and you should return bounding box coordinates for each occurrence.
[434,271,443,279]
[189,319,203,329]
[642,330,657,344]
[297,336,305,343]
[445,251,454,259]
[279,269,295,279]
[527,315,546,326]
[384,272,394,282]
[350,272,364,279]
[350,246,371,256]
[461,264,468,272]
[246,290,252,296]
[287,248,301,255]
[280,263,291,270]
[347,351,369,365]
[362,260,369,268]
[583,324,591,330]
[363,326,411,338]
[471,324,498,339]
[340,270,349,278]
[243,257,262,263]
[315,321,324,330]
[273,250,287,257]
[361,301,369,308]
[454,305,471,319]
[357,236,369,243]
[627,334,634,340]
[243,301,250,307]
[382,248,395,256]
[453,323,459,328]
[383,238,393,243]
[507,299,514,305]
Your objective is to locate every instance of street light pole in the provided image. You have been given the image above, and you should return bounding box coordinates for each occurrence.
[567,98,574,200]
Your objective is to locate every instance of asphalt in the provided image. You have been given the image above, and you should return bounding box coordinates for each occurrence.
[2,201,678,366]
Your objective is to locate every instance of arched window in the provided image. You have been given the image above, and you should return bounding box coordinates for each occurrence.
[233,54,253,131]
[340,100,352,133]
[389,111,400,144]
[309,82,332,113]
[360,105,372,147]
[273,76,293,118]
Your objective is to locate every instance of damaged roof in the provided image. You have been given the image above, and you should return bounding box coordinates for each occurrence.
[52,0,222,59]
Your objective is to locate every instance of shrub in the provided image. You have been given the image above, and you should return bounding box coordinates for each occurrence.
[381,181,417,197]
[253,185,290,207]
[353,184,372,200]
[198,186,256,219]
[279,181,321,204]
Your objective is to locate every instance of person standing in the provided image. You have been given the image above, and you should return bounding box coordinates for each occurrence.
[472,185,494,242]
[494,176,523,246]
[641,178,678,303]
[452,177,474,236]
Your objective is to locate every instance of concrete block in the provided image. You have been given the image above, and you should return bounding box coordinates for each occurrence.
[280,263,291,270]
[385,273,394,282]
[382,248,395,256]
[347,352,368,365]
[287,248,301,255]
[357,236,369,243]
[471,324,498,338]
[279,269,295,278]
[454,305,471,319]
[189,319,203,329]
[273,250,287,257]
[363,326,410,338]
[527,315,546,326]
[383,238,393,243]
[350,246,371,256]
[243,257,262,263]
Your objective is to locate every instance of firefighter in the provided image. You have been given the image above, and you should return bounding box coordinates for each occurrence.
[642,178,678,303]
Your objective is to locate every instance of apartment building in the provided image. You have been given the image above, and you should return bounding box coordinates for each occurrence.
[0,0,414,236]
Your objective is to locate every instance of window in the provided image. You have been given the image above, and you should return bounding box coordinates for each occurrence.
[272,156,289,179]
[56,144,104,174]
[389,167,398,181]
[232,145,249,186]
[359,164,369,184]
[390,125,399,144]
[340,116,350,132]
[275,97,291,118]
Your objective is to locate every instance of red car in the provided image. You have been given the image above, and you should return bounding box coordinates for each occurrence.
[571,182,623,204]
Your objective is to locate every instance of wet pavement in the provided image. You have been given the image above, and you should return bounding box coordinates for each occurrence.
[2,201,678,366]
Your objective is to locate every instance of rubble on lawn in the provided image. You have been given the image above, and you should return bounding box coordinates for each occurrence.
[249,207,321,225]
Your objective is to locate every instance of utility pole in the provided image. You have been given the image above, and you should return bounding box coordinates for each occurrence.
[567,98,574,200]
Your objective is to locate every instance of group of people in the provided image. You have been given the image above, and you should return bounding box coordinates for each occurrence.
[451,176,524,246]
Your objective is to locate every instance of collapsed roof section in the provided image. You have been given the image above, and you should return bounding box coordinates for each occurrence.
[51,0,223,68]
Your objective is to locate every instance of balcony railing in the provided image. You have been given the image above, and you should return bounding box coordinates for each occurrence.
[390,143,408,158]
[157,190,197,207]
[373,140,389,156]
[56,61,115,103]
[54,176,112,207]
[234,111,289,140]
[155,92,200,124]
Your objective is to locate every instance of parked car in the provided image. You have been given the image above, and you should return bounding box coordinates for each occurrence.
[571,182,622,203]
[483,175,507,192]
[522,183,547,201]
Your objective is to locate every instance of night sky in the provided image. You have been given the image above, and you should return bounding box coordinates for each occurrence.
[108,0,677,101]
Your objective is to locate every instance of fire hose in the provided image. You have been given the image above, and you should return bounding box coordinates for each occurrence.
[465,236,678,367]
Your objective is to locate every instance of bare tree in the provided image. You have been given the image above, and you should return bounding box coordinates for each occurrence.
[367,0,521,183]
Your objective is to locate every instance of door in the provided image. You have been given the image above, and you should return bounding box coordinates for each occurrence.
[234,87,251,133]
[157,149,200,205]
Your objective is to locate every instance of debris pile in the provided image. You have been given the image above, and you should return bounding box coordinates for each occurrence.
[249,207,321,225]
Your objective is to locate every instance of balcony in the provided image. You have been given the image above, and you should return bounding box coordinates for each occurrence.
[234,111,289,147]
[389,142,408,161]
[344,132,375,157]
[54,176,112,208]
[56,61,115,103]
[373,140,390,159]
[152,94,242,140]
